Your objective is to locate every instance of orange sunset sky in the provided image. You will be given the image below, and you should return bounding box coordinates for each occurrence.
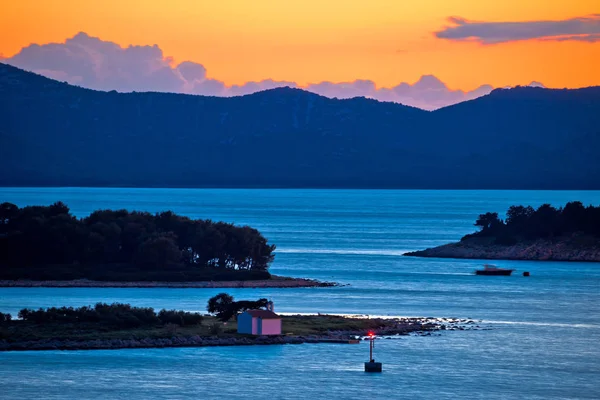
[1,0,599,93]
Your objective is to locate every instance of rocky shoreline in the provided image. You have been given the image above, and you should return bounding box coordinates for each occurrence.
[404,237,600,262]
[0,317,479,352]
[0,276,338,288]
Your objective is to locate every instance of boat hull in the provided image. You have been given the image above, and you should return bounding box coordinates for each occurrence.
[475,269,514,276]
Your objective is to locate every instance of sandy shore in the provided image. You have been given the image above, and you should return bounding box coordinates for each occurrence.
[0,276,338,288]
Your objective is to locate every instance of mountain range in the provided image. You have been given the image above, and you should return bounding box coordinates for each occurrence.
[1,62,599,189]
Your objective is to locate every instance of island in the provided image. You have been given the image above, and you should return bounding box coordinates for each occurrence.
[0,300,477,351]
[404,202,600,262]
[0,202,334,287]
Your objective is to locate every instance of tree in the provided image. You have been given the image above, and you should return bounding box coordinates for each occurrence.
[207,293,234,314]
[561,201,586,233]
[47,201,70,217]
[0,202,18,229]
[527,204,560,238]
[135,233,182,269]
[506,205,534,228]
[206,293,270,321]
[474,212,503,234]
[0,312,11,323]
[0,202,275,281]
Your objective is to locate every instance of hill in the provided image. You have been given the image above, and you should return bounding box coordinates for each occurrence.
[1,63,599,189]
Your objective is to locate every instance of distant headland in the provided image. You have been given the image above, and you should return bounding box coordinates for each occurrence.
[405,202,600,262]
[0,201,333,287]
[2,62,600,190]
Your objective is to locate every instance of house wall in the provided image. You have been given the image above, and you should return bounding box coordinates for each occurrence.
[237,313,253,334]
[259,318,282,335]
[252,317,258,335]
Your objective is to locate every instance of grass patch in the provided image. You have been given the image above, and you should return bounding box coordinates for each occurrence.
[0,316,239,343]
[281,315,387,335]
[0,315,397,343]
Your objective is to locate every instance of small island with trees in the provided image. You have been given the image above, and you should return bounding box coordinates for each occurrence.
[0,293,477,351]
[0,202,333,287]
[404,201,600,262]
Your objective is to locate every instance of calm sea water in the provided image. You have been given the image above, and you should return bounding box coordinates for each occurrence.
[1,188,599,399]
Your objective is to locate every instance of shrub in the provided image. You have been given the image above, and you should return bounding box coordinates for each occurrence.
[158,310,184,326]
[208,322,223,335]
[158,309,203,326]
[181,312,203,326]
[16,303,203,328]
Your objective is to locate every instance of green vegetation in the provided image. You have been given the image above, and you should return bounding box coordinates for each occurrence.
[0,317,224,344]
[0,303,211,344]
[15,303,203,328]
[207,293,269,321]
[0,305,401,345]
[465,201,600,245]
[0,202,276,281]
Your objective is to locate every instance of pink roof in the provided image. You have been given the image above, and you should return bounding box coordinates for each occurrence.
[245,310,280,319]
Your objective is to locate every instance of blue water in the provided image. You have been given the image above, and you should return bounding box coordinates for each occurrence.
[1,188,599,399]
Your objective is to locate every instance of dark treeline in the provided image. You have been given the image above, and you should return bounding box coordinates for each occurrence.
[2,303,203,328]
[466,201,600,245]
[0,202,275,281]
[207,293,269,322]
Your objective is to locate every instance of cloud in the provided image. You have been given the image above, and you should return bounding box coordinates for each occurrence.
[307,80,376,99]
[306,76,494,110]
[435,14,600,44]
[7,32,184,92]
[527,81,546,88]
[177,61,207,82]
[3,32,510,110]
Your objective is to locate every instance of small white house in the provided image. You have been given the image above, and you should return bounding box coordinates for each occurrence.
[237,303,281,335]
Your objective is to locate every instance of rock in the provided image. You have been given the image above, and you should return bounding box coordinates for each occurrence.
[404,236,600,262]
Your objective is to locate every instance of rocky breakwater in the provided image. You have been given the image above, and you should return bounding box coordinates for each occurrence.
[404,236,600,262]
[0,335,308,351]
[323,317,481,338]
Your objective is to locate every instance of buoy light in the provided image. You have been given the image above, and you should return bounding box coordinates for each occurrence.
[364,330,382,372]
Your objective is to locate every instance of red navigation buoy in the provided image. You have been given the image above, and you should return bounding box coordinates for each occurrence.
[364,332,382,372]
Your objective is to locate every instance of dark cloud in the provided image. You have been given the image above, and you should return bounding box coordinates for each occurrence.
[436,14,600,44]
[545,33,600,42]
[3,32,513,109]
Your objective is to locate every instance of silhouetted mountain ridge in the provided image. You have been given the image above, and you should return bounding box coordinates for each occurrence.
[1,63,599,189]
